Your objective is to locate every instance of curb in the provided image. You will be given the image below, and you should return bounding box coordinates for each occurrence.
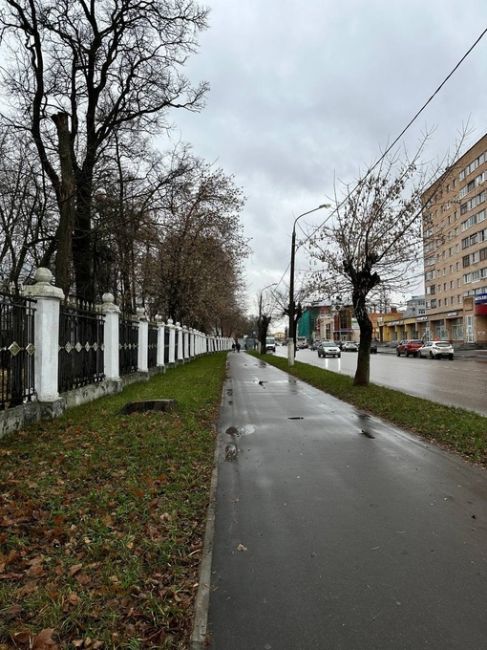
[190,378,227,649]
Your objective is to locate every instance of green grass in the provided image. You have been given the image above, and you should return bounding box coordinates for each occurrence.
[0,353,228,649]
[252,352,487,466]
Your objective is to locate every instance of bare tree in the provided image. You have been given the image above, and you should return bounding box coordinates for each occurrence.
[0,0,208,300]
[0,125,56,289]
[142,159,249,329]
[308,138,463,386]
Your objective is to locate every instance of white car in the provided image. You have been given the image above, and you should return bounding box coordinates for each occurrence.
[418,340,454,360]
[317,341,341,358]
[265,336,276,352]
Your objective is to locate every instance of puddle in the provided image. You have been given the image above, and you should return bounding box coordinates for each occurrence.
[225,424,255,437]
[239,424,255,436]
[225,442,238,461]
[356,410,376,439]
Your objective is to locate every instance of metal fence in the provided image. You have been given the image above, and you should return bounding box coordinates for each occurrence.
[119,316,138,374]
[58,301,105,393]
[148,324,158,368]
[0,292,36,410]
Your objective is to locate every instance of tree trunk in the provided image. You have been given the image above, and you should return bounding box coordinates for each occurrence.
[51,113,76,296]
[73,178,95,302]
[258,315,271,354]
[353,290,373,386]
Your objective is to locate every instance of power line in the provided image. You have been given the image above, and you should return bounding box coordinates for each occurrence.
[272,25,487,298]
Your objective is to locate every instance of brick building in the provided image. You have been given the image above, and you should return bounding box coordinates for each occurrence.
[422,133,487,344]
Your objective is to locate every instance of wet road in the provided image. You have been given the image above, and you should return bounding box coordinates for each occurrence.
[274,346,487,416]
[207,353,487,650]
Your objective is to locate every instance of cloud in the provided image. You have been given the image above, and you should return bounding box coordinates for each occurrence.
[169,0,487,306]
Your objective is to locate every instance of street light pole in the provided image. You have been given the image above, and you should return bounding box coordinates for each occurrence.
[288,204,330,366]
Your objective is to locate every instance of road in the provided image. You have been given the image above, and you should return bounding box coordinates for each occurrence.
[207,353,487,649]
[273,346,487,416]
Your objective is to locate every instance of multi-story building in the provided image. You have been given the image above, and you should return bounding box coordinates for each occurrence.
[422,133,487,344]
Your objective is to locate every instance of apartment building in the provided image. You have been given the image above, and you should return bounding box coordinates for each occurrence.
[421,133,487,344]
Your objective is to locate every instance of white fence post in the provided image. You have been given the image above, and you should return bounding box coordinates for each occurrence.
[156,316,165,370]
[101,293,120,381]
[176,322,184,362]
[190,328,195,358]
[23,268,64,403]
[168,318,176,365]
[136,307,148,373]
[183,325,189,360]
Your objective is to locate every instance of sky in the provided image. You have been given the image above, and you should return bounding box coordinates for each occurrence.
[168,0,487,318]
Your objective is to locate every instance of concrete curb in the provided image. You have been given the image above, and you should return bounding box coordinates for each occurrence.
[190,378,227,649]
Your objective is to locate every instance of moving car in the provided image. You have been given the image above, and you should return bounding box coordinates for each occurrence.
[370,341,378,354]
[418,340,454,360]
[317,341,341,358]
[396,339,423,357]
[341,341,358,352]
[296,337,308,349]
[265,336,276,352]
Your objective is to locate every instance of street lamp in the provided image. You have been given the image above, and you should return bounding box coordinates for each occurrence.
[288,203,330,366]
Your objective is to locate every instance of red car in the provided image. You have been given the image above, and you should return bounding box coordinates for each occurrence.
[396,339,423,357]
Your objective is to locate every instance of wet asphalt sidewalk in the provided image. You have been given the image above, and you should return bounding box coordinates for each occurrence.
[205,352,487,650]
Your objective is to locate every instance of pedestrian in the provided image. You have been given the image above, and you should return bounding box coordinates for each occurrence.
[236,342,241,353]
[232,342,236,352]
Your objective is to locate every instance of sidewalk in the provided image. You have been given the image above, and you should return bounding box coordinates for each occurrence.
[202,352,487,649]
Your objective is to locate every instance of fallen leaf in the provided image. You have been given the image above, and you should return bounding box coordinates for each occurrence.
[69,563,83,576]
[32,629,59,649]
[67,592,80,606]
[75,573,91,586]
[26,564,45,578]
[236,544,248,552]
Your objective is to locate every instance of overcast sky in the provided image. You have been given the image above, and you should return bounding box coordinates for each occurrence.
[169,0,487,316]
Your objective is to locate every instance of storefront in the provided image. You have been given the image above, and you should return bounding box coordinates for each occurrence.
[445,313,464,342]
[474,293,487,344]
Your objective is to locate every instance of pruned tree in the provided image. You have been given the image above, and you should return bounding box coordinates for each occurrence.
[308,137,463,386]
[0,0,208,300]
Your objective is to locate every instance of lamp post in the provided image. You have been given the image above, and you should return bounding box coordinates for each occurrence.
[288,204,330,366]
[258,282,277,353]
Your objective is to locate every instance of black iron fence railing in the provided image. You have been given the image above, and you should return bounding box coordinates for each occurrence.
[119,316,138,375]
[58,301,105,393]
[148,325,158,368]
[164,328,170,365]
[0,292,36,410]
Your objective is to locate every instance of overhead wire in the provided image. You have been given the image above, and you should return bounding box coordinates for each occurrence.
[303,24,487,248]
[268,24,487,303]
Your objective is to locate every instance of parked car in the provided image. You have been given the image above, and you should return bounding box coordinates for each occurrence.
[418,340,454,360]
[341,341,358,352]
[396,339,423,357]
[317,340,341,358]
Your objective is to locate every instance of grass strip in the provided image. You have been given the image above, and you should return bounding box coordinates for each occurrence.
[0,353,228,649]
[252,352,487,466]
